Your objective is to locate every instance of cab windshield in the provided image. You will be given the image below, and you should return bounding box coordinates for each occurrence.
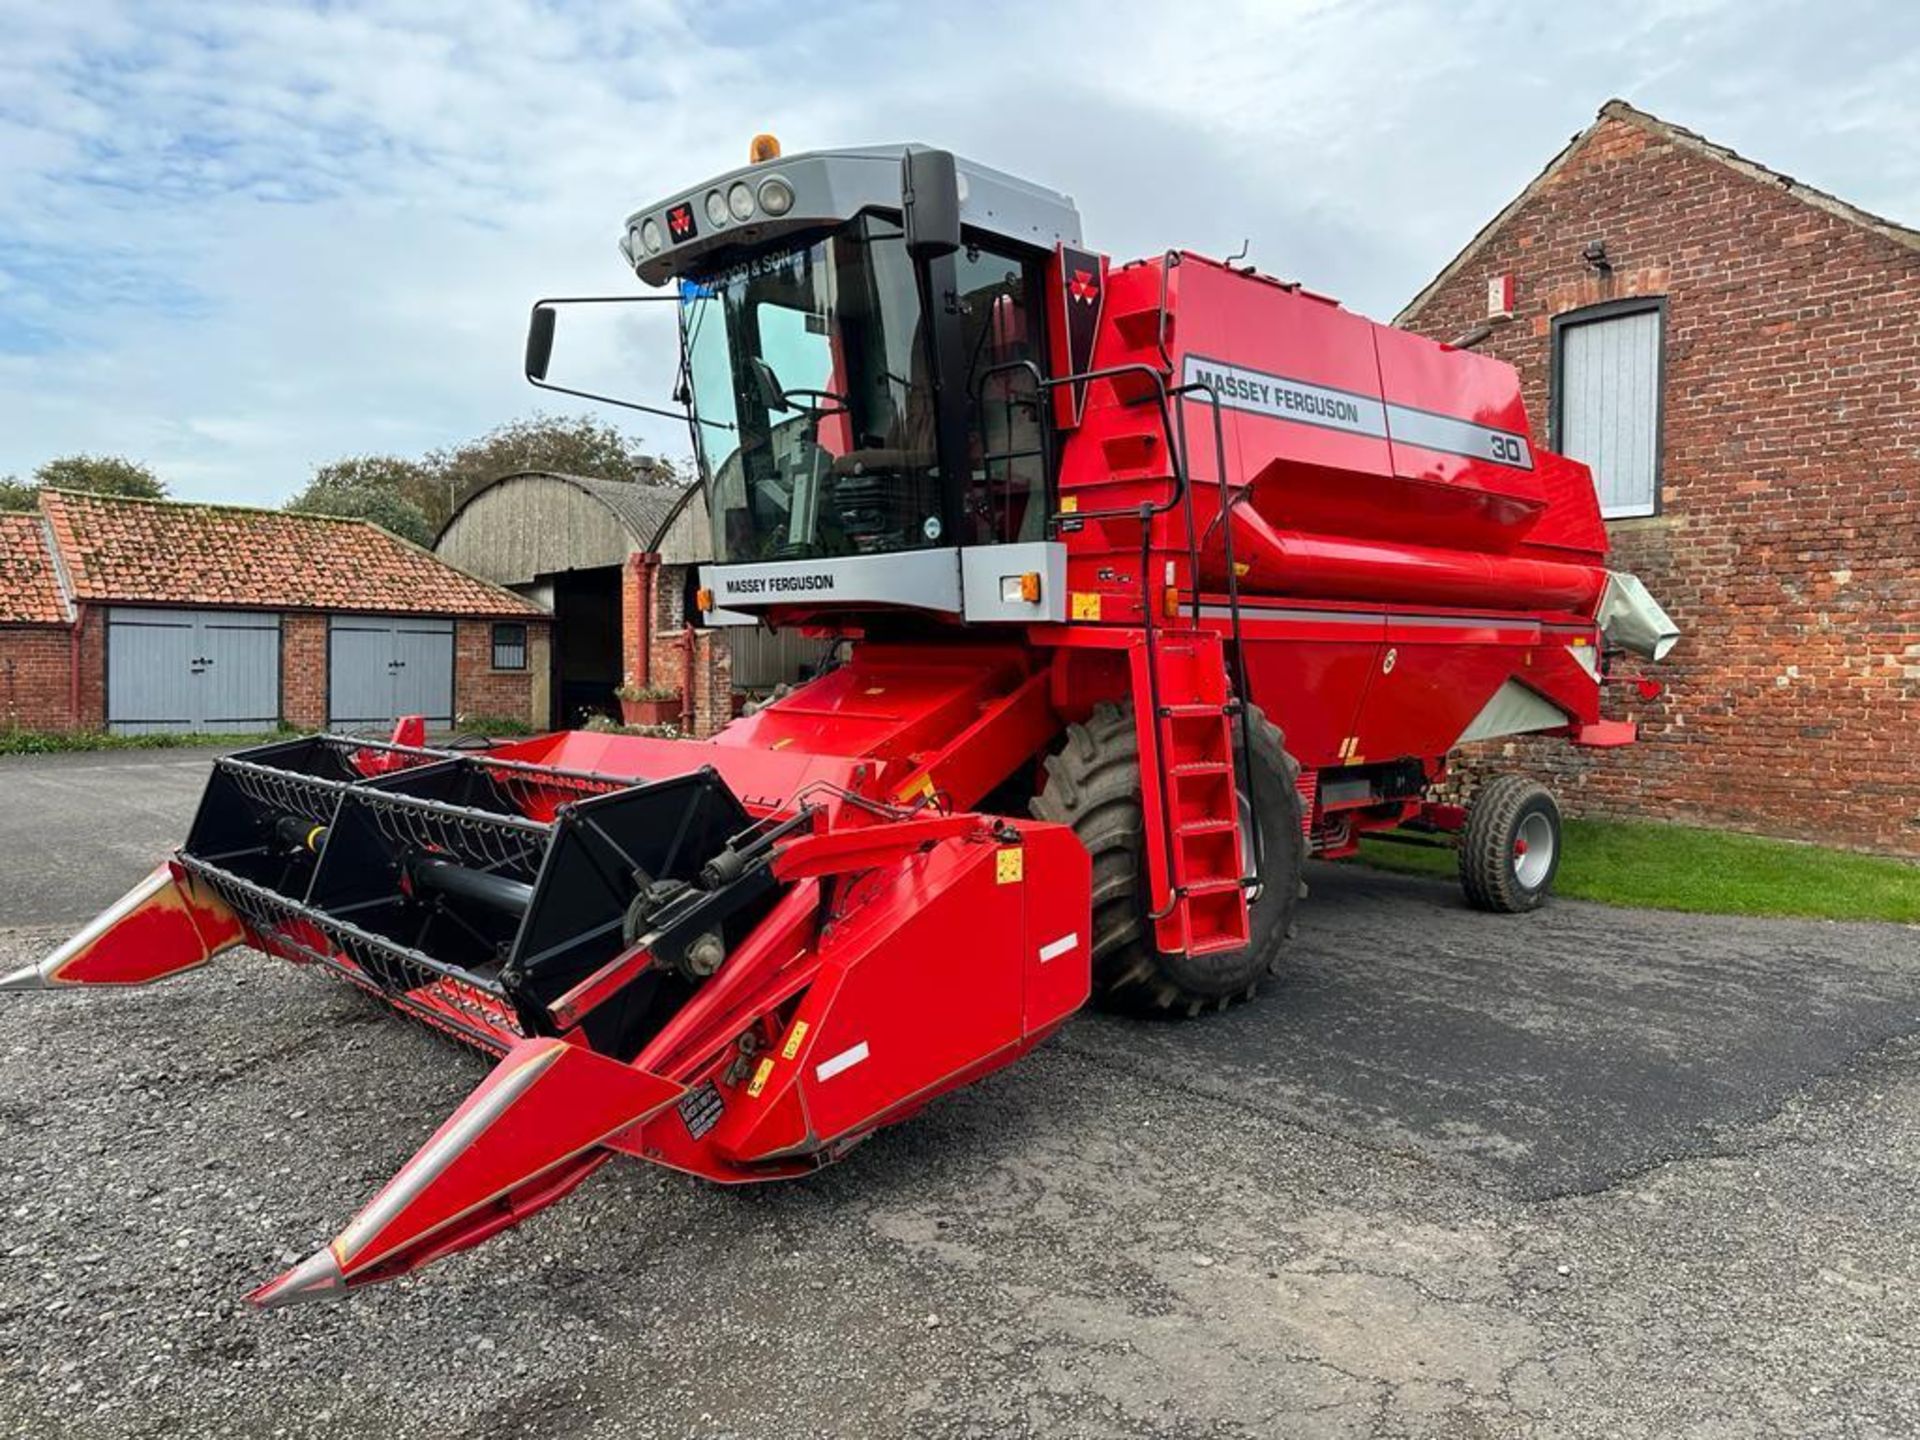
[682,215,1045,565]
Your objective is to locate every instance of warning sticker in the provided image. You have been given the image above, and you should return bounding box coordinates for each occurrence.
[677,1081,725,1139]
[997,848,1025,885]
[747,1057,776,1099]
[781,1019,810,1061]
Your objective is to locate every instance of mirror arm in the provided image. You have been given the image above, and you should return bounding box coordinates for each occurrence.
[524,376,733,430]
[521,294,733,432]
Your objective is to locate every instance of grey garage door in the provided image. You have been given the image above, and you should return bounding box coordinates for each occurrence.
[328,615,455,729]
[107,608,281,736]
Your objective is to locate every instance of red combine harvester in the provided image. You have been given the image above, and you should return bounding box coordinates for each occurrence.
[6,140,1676,1305]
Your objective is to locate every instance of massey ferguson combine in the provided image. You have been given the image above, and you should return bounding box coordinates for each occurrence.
[6,139,1677,1306]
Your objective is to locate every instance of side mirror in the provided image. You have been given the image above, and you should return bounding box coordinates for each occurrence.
[522,294,729,429]
[901,148,961,260]
[524,304,558,381]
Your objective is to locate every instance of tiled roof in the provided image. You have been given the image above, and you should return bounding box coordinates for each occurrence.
[0,513,70,625]
[39,490,542,617]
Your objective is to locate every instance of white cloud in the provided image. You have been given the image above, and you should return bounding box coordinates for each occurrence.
[0,0,1914,503]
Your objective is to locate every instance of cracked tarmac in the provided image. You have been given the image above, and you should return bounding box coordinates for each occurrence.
[0,748,1916,1437]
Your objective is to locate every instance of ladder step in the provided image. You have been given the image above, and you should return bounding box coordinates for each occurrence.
[1182,877,1246,897]
[1160,703,1228,719]
[1177,819,1238,836]
[1171,761,1231,777]
[1186,932,1249,958]
[1111,304,1170,351]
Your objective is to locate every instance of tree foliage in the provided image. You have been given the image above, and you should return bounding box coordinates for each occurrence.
[425,415,677,524]
[34,454,167,499]
[285,456,436,546]
[0,454,169,511]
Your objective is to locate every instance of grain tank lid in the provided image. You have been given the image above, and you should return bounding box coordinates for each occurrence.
[1596,571,1679,661]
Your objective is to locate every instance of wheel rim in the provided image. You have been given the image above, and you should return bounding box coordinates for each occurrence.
[1512,812,1555,889]
[1237,780,1262,902]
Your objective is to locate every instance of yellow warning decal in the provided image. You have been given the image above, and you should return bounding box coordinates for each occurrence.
[1233,561,1251,578]
[1071,592,1102,621]
[747,1056,776,1098]
[894,773,936,804]
[997,848,1025,885]
[1060,495,1079,514]
[781,1020,809,1061]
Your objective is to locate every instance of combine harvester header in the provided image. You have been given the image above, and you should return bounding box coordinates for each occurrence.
[8,134,1675,1304]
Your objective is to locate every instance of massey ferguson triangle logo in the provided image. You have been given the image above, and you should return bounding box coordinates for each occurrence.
[1068,268,1099,304]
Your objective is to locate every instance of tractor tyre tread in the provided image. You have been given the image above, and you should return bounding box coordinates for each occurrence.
[1031,701,1304,1016]
[1459,774,1561,913]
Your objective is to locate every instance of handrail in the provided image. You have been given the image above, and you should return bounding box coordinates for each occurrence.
[974,335,1266,925]
[1170,379,1265,895]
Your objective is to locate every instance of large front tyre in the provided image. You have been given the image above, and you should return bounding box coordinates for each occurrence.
[1458,774,1563,913]
[1031,701,1304,1017]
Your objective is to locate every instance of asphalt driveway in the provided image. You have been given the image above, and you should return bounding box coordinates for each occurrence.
[1,747,1916,1438]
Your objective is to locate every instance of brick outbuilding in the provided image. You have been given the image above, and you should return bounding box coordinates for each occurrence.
[0,490,550,736]
[434,471,829,735]
[1397,100,1920,855]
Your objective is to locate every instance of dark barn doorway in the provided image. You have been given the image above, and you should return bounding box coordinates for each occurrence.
[550,566,622,727]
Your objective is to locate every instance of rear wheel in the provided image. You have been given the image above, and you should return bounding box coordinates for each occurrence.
[1458,774,1562,913]
[1031,701,1303,1016]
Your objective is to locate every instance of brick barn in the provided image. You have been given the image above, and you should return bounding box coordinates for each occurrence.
[0,490,550,736]
[1397,100,1920,856]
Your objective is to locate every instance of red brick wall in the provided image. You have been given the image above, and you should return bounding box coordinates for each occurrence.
[283,613,327,730]
[0,626,76,730]
[454,618,552,728]
[621,554,652,695]
[633,560,731,738]
[1401,113,1920,855]
[74,607,104,728]
[3,609,551,735]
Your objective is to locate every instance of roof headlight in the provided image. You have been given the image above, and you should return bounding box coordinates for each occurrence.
[640,218,664,255]
[704,189,729,228]
[727,181,755,221]
[757,176,795,217]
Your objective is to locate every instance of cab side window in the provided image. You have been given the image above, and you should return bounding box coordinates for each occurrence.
[955,247,1047,544]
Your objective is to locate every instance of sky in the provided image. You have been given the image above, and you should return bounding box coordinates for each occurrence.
[2,0,1916,505]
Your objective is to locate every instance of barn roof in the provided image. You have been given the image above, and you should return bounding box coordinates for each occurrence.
[1397,99,1920,325]
[437,471,697,551]
[0,512,71,625]
[37,490,543,618]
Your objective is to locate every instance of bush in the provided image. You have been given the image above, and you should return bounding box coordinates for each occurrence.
[0,728,286,756]
[613,682,681,702]
[454,714,536,738]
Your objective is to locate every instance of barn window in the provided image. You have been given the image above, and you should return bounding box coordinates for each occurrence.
[491,623,527,671]
[1551,298,1666,519]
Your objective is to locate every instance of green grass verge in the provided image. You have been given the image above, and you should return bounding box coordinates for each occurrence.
[0,728,295,756]
[1356,817,1919,923]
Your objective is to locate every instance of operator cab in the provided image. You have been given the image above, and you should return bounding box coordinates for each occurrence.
[536,141,1083,625]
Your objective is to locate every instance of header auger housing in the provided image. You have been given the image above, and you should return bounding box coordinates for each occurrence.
[12,137,1676,1304]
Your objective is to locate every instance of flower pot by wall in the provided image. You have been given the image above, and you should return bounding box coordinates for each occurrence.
[619,695,680,727]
